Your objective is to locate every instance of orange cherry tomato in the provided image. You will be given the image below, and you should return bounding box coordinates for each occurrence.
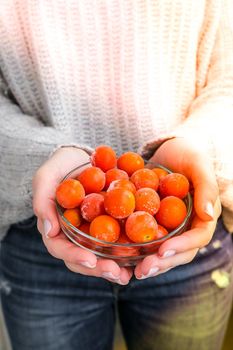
[117,152,144,176]
[80,193,105,222]
[104,188,135,219]
[112,232,139,257]
[105,168,129,189]
[117,232,133,243]
[135,188,160,215]
[156,225,168,239]
[152,167,169,180]
[56,179,85,209]
[131,168,159,190]
[107,178,136,194]
[159,173,190,199]
[149,224,169,247]
[155,196,187,230]
[125,211,158,243]
[63,208,82,227]
[78,166,105,194]
[79,222,90,234]
[91,145,117,172]
[90,215,120,242]
[99,191,107,198]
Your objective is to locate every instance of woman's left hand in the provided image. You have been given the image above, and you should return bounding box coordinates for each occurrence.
[134,137,222,279]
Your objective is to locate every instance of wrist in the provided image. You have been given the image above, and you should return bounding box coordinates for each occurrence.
[50,143,93,158]
[53,146,89,156]
[52,146,91,163]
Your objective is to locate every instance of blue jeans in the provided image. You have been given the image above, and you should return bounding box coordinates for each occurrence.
[0,217,233,350]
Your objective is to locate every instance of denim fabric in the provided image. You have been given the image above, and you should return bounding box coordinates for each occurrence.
[0,217,233,350]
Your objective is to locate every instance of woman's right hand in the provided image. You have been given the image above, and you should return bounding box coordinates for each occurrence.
[32,147,132,285]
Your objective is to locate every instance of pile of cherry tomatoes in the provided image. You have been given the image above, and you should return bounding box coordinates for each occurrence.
[56,145,190,245]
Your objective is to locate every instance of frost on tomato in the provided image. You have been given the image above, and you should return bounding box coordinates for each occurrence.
[107,179,136,194]
[125,211,158,243]
[105,168,129,189]
[135,188,160,215]
[104,188,135,219]
[80,193,105,222]
[131,168,159,191]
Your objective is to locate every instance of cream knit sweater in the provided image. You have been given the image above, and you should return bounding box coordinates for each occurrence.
[0,0,233,238]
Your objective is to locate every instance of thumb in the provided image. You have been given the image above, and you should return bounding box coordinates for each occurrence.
[33,172,60,238]
[148,137,219,221]
[191,157,219,221]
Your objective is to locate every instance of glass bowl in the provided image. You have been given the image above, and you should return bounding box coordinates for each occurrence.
[56,162,193,267]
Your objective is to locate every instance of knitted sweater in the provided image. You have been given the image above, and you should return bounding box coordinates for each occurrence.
[0,0,233,238]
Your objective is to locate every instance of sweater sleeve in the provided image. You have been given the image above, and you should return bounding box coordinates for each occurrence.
[140,0,233,227]
[0,71,92,233]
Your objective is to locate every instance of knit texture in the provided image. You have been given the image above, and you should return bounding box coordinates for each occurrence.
[0,0,233,237]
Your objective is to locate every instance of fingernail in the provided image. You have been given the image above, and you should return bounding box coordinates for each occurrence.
[43,219,52,238]
[205,202,214,219]
[79,261,96,269]
[161,250,176,258]
[138,266,159,279]
[102,272,119,280]
[105,277,127,285]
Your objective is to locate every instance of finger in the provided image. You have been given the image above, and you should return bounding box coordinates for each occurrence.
[151,267,173,277]
[37,217,44,235]
[32,148,90,238]
[96,258,121,278]
[42,231,97,267]
[65,261,99,276]
[150,140,219,221]
[158,226,211,257]
[158,198,221,257]
[135,248,198,279]
[42,227,132,284]
[116,267,133,285]
[96,259,132,285]
[187,155,219,221]
[65,260,132,285]
[33,170,60,238]
[124,266,134,280]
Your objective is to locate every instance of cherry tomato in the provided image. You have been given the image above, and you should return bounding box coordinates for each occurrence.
[56,179,85,209]
[90,215,120,242]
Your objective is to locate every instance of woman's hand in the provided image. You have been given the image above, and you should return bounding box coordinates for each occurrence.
[134,137,221,279]
[33,147,132,285]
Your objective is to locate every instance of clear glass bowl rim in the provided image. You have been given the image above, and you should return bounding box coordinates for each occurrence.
[56,161,193,248]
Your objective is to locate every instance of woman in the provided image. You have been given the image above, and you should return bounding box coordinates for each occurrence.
[0,1,233,349]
